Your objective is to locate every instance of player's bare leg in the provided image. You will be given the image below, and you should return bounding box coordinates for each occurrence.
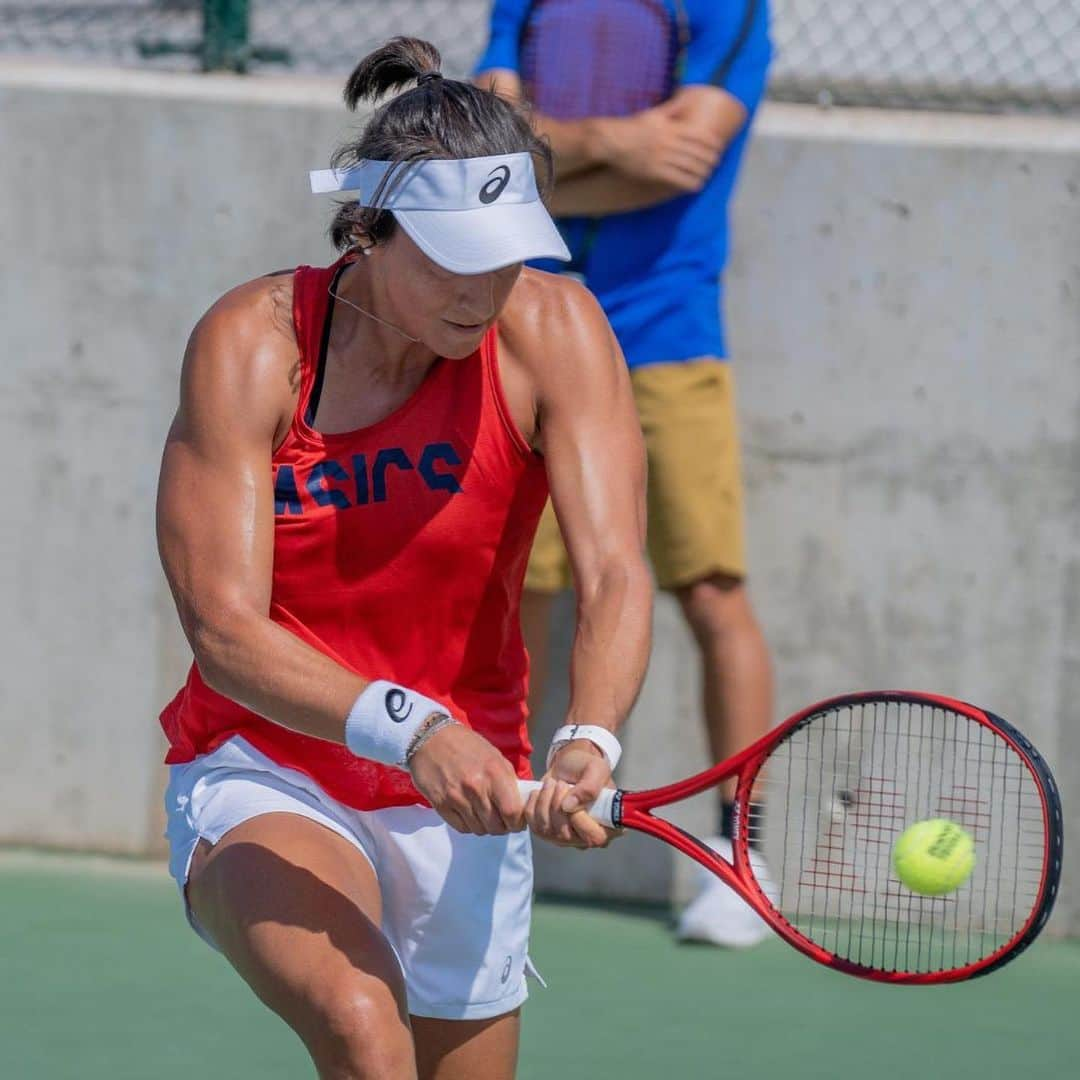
[676,573,773,792]
[187,814,417,1079]
[411,1013,520,1080]
[520,588,559,731]
[674,572,776,946]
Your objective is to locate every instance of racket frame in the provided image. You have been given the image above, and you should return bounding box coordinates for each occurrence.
[612,690,1063,984]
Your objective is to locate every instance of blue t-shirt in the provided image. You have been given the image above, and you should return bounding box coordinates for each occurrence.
[476,0,772,368]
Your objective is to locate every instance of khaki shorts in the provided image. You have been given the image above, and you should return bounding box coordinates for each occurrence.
[526,358,746,593]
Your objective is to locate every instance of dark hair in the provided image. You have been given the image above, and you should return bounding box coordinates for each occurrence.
[328,37,553,252]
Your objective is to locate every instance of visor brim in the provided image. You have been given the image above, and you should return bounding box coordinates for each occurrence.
[394,200,571,275]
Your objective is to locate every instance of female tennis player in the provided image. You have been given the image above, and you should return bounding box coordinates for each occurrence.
[157,36,651,1080]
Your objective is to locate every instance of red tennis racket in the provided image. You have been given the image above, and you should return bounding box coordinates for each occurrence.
[521,691,1062,984]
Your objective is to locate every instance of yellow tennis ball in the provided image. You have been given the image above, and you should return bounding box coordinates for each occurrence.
[892,819,976,896]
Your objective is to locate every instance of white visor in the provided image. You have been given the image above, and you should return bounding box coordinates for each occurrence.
[310,153,571,275]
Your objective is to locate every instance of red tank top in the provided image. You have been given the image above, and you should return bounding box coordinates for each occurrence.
[160,261,549,810]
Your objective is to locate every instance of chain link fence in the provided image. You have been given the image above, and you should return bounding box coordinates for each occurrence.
[2,1,1078,113]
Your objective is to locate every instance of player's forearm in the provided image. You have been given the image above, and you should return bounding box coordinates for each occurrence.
[549,167,685,216]
[565,559,653,734]
[189,606,365,743]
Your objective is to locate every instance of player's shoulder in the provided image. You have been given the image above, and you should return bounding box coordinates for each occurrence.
[191,271,296,352]
[497,269,623,403]
[498,267,607,358]
[179,271,300,427]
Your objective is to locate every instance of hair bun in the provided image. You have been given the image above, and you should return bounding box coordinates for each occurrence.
[343,36,443,110]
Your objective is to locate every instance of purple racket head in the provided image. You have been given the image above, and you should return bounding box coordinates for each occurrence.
[520,0,682,120]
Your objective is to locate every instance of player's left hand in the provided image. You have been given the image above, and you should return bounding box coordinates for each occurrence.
[525,741,619,849]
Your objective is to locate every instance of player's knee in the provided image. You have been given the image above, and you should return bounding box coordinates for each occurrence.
[305,977,414,1078]
[677,574,755,642]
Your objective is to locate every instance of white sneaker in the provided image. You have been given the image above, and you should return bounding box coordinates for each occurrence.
[675,836,777,948]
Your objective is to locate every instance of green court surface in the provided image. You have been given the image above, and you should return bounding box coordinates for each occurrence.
[3,853,1078,1080]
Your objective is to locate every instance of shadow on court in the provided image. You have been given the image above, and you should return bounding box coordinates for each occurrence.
[2,852,1078,1079]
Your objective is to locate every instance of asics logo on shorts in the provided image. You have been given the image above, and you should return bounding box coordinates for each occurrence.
[385,689,413,724]
[479,165,511,204]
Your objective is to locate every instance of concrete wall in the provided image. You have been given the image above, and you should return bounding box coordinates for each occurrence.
[1,62,1077,933]
[0,63,349,853]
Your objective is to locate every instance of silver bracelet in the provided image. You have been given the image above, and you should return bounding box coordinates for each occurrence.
[345,681,450,767]
[404,712,459,767]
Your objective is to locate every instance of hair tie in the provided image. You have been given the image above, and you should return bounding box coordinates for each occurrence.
[416,72,443,86]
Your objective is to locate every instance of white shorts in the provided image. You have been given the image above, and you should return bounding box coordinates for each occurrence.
[164,736,539,1021]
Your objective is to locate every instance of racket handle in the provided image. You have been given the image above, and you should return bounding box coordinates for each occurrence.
[516,780,618,829]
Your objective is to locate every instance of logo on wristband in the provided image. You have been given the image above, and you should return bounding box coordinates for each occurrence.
[385,688,413,723]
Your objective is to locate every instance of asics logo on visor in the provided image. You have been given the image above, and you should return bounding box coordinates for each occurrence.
[385,688,413,723]
[478,165,511,204]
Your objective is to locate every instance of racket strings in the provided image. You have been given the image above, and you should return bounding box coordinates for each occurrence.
[757,701,1048,975]
[520,0,680,120]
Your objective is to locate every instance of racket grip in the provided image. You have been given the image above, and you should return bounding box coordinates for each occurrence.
[516,779,618,828]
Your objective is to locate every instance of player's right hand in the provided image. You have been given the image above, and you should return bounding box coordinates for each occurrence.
[596,109,721,191]
[525,742,619,851]
[408,722,527,836]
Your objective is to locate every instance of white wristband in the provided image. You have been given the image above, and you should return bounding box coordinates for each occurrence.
[546,724,622,771]
[345,680,451,769]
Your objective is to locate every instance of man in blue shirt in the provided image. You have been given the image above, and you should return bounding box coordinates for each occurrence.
[477,0,775,947]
